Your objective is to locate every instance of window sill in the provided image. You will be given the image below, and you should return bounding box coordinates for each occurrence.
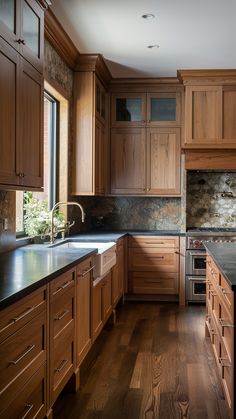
[16,236,33,248]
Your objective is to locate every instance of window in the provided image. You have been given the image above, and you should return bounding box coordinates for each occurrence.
[16,90,59,236]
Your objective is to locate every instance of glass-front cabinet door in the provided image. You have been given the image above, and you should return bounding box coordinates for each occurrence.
[0,0,20,50]
[147,93,181,125]
[111,93,146,126]
[21,0,44,72]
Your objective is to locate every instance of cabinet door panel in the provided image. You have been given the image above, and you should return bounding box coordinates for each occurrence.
[0,38,19,185]
[111,128,146,194]
[92,280,103,341]
[77,259,92,365]
[95,119,105,195]
[0,0,20,51]
[102,272,112,321]
[222,87,236,143]
[147,128,181,195]
[185,86,221,145]
[147,92,181,126]
[19,59,43,188]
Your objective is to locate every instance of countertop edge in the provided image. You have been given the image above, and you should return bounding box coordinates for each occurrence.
[205,244,236,291]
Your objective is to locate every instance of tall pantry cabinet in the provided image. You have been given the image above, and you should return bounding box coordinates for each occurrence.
[0,0,45,190]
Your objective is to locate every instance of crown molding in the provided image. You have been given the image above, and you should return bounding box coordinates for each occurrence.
[44,8,80,69]
[178,69,236,85]
[74,54,112,87]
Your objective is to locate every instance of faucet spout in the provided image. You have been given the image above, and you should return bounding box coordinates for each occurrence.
[50,201,85,244]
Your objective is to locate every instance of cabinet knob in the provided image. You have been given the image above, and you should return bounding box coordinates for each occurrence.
[16,172,25,178]
[16,39,25,45]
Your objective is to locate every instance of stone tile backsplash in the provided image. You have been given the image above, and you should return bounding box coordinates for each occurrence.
[186,172,236,228]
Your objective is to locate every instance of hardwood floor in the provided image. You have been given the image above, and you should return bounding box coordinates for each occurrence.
[53,302,229,419]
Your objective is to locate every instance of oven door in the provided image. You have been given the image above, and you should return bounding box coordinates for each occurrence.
[186,250,206,276]
[186,276,206,302]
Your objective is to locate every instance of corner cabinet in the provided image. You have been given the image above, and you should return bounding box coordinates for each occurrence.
[110,86,182,196]
[178,70,236,148]
[0,0,45,191]
[72,55,111,196]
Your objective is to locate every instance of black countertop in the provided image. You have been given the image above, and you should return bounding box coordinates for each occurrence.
[0,230,185,311]
[204,242,236,291]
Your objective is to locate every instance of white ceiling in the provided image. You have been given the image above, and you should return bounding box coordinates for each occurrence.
[51,0,236,78]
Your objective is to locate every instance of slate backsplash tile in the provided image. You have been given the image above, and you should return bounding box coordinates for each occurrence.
[72,197,184,232]
[187,172,236,228]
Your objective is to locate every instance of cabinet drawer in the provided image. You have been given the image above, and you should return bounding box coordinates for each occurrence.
[0,363,46,419]
[0,286,46,344]
[50,268,75,299]
[129,272,178,294]
[218,274,234,319]
[129,248,178,272]
[50,322,74,403]
[77,257,93,278]
[206,257,219,287]
[128,236,179,248]
[0,309,46,398]
[218,299,234,362]
[51,286,75,339]
[220,342,233,411]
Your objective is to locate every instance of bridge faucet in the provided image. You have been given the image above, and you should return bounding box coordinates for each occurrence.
[50,201,85,244]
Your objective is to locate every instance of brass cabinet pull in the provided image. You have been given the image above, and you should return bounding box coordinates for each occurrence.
[144,256,164,259]
[219,318,234,328]
[79,265,95,277]
[53,279,74,295]
[144,280,162,284]
[12,306,35,323]
[144,242,164,245]
[210,269,217,276]
[10,344,35,365]
[21,404,34,419]
[55,359,68,373]
[219,357,231,368]
[219,286,232,296]
[54,309,69,321]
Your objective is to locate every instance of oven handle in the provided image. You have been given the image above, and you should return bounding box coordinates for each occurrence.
[187,277,206,282]
[189,251,206,257]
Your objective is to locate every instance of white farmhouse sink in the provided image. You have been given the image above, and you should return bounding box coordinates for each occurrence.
[54,241,117,278]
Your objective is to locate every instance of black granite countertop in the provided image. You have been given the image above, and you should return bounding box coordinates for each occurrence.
[71,230,185,239]
[204,242,236,290]
[0,245,97,310]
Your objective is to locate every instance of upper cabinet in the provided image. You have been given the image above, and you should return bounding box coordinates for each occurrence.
[0,0,46,191]
[0,0,44,73]
[72,54,111,196]
[111,91,181,127]
[178,70,236,148]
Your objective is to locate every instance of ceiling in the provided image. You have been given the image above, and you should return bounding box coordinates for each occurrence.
[51,0,236,78]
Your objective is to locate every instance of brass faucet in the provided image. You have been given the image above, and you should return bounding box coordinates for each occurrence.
[50,201,85,244]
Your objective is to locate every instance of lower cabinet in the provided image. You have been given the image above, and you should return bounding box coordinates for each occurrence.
[206,254,235,418]
[49,268,76,405]
[92,272,112,342]
[128,236,180,298]
[111,238,124,306]
[0,286,47,418]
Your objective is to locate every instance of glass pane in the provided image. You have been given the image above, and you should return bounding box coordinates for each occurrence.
[150,98,176,121]
[23,1,39,56]
[96,84,100,114]
[194,283,206,295]
[0,0,15,32]
[116,98,142,122]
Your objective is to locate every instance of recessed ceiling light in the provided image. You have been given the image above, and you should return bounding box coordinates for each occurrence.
[142,14,155,19]
[147,44,160,49]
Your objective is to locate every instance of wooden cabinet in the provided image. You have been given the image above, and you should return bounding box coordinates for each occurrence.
[206,255,235,418]
[110,126,181,195]
[49,268,76,405]
[0,0,44,191]
[111,239,125,307]
[92,272,112,342]
[178,70,236,149]
[128,236,180,297]
[0,0,44,73]
[0,285,47,418]
[73,55,110,196]
[76,257,94,366]
[111,92,181,127]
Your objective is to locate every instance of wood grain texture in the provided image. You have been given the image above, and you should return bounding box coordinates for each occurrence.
[185,150,236,170]
[53,302,229,419]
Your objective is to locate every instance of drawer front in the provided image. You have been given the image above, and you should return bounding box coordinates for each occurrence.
[220,342,233,411]
[218,300,234,362]
[128,236,179,248]
[129,248,178,272]
[218,274,234,320]
[0,309,46,397]
[51,322,74,401]
[50,268,75,299]
[77,257,93,278]
[206,257,219,288]
[0,286,46,344]
[129,272,178,295]
[1,363,46,419]
[51,286,75,339]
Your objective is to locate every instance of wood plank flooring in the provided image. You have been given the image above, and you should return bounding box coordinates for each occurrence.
[53,302,229,419]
